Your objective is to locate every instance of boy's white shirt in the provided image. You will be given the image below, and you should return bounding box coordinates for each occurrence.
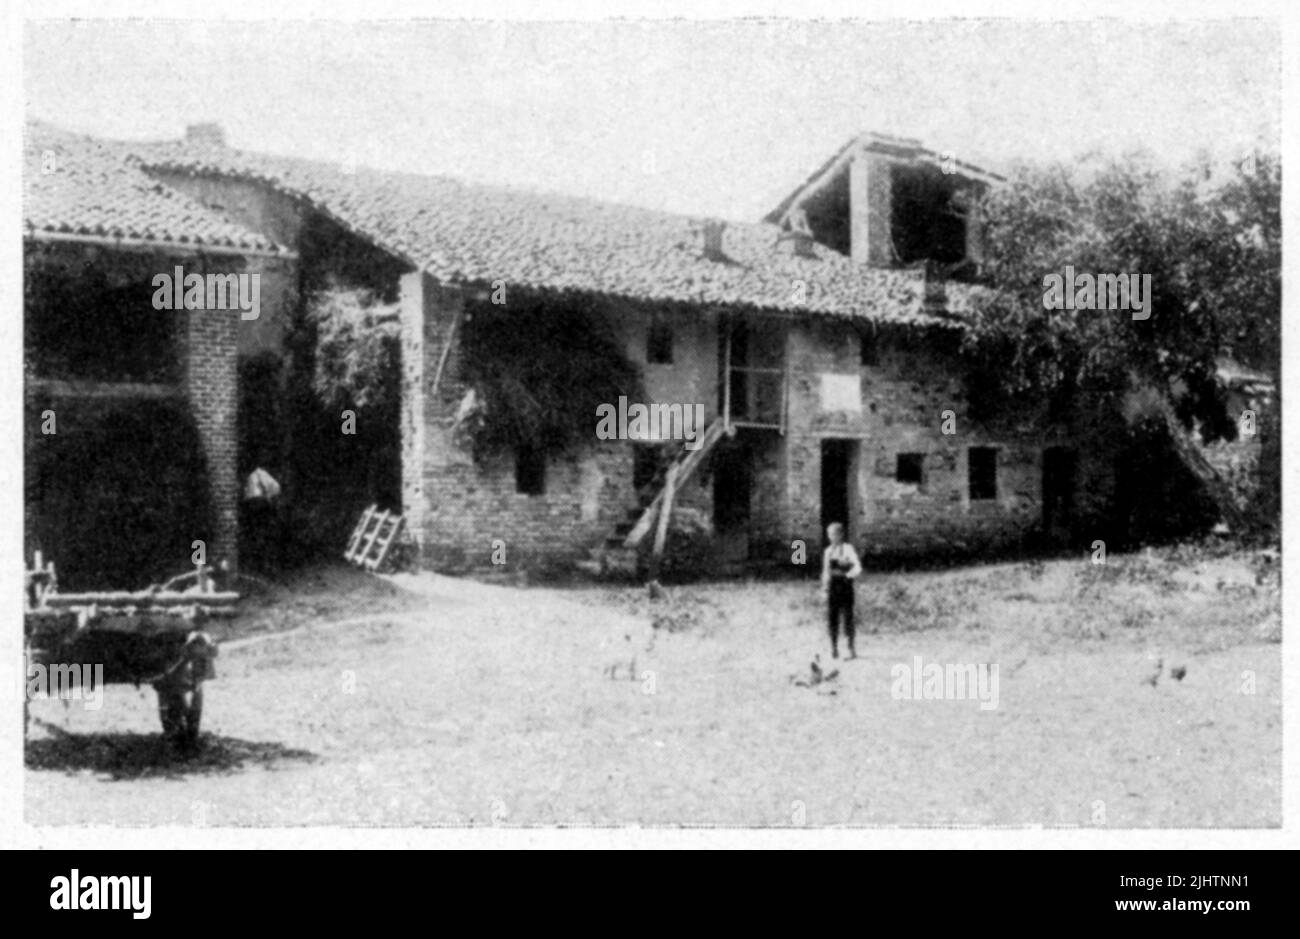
[821,541,863,587]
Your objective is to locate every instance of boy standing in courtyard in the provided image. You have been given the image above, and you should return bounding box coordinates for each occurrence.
[821,522,862,659]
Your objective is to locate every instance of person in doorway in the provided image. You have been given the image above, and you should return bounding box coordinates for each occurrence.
[242,466,283,572]
[820,522,862,659]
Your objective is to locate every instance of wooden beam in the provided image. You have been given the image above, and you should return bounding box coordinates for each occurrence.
[781,144,861,228]
[624,417,726,547]
[29,379,182,400]
[782,342,791,435]
[366,515,404,571]
[429,304,463,399]
[722,317,732,429]
[357,509,390,566]
[45,591,239,606]
[345,504,377,561]
[646,461,679,583]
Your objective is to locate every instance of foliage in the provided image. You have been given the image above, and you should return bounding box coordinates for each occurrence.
[24,244,179,384]
[289,282,403,564]
[457,294,644,458]
[965,149,1280,439]
[307,283,401,414]
[26,398,213,590]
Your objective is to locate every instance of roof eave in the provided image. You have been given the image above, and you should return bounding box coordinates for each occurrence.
[24,228,297,260]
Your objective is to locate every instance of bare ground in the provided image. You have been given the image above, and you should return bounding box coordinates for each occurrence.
[25,549,1281,828]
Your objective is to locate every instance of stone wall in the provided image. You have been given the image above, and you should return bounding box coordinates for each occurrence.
[780,317,1055,560]
[402,287,1111,573]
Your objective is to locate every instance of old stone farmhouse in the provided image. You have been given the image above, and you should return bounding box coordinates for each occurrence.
[27,121,1175,581]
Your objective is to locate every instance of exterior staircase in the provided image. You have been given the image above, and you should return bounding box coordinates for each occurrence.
[578,417,730,578]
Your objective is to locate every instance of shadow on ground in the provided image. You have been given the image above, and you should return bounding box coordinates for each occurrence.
[25,722,318,780]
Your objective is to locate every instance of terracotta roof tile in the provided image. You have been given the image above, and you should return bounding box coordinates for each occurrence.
[25,122,988,325]
[135,140,983,327]
[23,122,287,255]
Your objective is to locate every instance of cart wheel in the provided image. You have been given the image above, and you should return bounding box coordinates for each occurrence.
[157,684,203,749]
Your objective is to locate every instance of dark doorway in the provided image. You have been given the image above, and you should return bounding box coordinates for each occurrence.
[821,439,854,541]
[713,441,752,531]
[632,443,670,507]
[633,444,660,493]
[712,439,753,564]
[1042,446,1077,542]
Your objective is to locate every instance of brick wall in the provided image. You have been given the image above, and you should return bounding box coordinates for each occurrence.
[178,304,241,569]
[150,171,305,358]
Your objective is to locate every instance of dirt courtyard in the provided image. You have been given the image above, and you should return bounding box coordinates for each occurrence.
[25,547,1281,828]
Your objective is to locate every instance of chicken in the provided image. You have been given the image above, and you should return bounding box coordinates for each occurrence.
[792,654,838,688]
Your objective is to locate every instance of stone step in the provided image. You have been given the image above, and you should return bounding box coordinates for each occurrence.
[575,544,639,579]
[602,547,640,577]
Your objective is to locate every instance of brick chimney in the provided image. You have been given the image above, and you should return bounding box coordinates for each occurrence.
[185,123,227,148]
[701,219,728,261]
[777,228,818,259]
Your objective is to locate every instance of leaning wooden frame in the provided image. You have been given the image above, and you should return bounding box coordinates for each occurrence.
[344,504,410,572]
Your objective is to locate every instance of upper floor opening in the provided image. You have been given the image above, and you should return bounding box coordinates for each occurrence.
[763,132,1003,279]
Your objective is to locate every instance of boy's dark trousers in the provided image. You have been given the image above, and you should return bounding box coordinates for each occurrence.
[827,578,855,657]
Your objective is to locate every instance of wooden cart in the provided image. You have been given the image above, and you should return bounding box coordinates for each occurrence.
[24,556,236,747]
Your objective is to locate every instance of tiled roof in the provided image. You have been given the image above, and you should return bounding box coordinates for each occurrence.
[24,122,988,325]
[133,138,985,327]
[23,122,287,255]
[763,130,1006,226]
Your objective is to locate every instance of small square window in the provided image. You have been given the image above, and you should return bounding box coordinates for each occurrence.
[515,444,546,495]
[896,452,924,485]
[968,447,998,500]
[647,319,674,365]
[860,330,879,367]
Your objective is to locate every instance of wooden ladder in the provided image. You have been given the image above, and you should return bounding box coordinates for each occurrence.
[25,551,58,611]
[622,416,730,549]
[344,505,406,572]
